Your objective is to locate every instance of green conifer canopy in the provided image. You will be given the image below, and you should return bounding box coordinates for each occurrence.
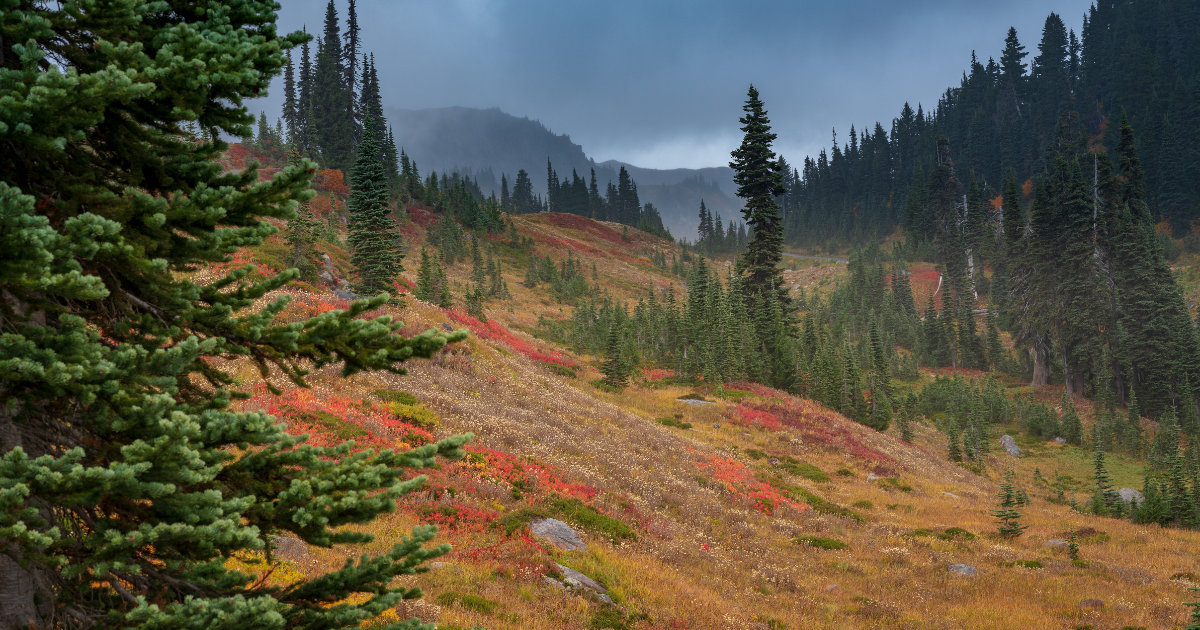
[0,1,466,628]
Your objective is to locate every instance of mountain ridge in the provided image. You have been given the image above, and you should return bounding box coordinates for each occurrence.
[385,105,742,239]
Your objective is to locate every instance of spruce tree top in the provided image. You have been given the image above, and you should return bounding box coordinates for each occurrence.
[730,85,789,307]
[0,1,465,628]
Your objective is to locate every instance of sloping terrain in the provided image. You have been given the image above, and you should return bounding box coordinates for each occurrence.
[224,204,1200,630]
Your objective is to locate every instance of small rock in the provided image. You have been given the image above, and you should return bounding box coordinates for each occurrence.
[1078,598,1104,609]
[999,435,1022,457]
[333,288,361,301]
[595,593,614,604]
[942,492,959,499]
[556,563,607,593]
[1044,539,1069,551]
[768,458,780,466]
[428,562,452,570]
[441,323,453,331]
[530,518,587,551]
[948,564,979,577]
[867,473,879,481]
[272,536,308,562]
[1054,437,1067,444]
[1117,488,1145,504]
[543,575,566,590]
[712,424,720,429]
[824,584,841,594]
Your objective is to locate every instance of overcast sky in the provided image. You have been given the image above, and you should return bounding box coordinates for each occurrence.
[253,0,1094,170]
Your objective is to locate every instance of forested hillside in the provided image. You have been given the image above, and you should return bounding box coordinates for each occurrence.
[784,0,1200,247]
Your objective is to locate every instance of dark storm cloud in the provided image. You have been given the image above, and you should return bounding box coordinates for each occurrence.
[258,0,1094,168]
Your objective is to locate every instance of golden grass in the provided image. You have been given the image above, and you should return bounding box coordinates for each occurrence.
[218,215,1200,629]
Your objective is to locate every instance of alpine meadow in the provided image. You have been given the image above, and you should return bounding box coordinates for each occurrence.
[6,0,1200,629]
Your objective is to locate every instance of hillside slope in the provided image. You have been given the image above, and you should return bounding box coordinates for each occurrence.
[229,208,1200,630]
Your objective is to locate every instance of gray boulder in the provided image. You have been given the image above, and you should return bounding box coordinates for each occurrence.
[948,564,980,577]
[333,287,361,301]
[1054,437,1067,444]
[867,473,879,481]
[999,435,1022,457]
[530,517,587,551]
[1117,488,1145,504]
[546,563,613,603]
[1043,539,1069,551]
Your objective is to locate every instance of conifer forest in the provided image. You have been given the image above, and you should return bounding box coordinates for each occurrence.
[5,0,1200,629]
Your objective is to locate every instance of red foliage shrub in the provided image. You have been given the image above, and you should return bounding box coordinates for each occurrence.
[641,367,674,381]
[245,385,434,451]
[695,455,803,515]
[415,502,499,531]
[312,169,348,195]
[729,399,896,468]
[464,446,598,501]
[447,310,578,367]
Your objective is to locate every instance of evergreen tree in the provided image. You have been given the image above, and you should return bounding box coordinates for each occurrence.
[347,115,403,295]
[283,49,298,141]
[601,324,628,388]
[1090,445,1116,515]
[992,470,1030,538]
[296,28,314,155]
[343,0,362,143]
[730,85,791,317]
[0,4,469,628]
[415,247,436,302]
[286,199,320,282]
[310,1,353,169]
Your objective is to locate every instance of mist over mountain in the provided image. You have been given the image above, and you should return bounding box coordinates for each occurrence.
[385,106,742,239]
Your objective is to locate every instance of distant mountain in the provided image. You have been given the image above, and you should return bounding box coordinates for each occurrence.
[384,106,741,240]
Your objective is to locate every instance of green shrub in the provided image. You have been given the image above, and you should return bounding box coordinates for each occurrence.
[590,607,649,630]
[543,362,577,378]
[783,486,864,522]
[793,536,848,550]
[549,497,637,544]
[676,392,709,401]
[744,448,767,460]
[780,457,830,482]
[851,500,873,510]
[655,417,693,429]
[905,527,974,541]
[886,504,913,512]
[373,389,420,406]
[282,406,367,441]
[876,478,913,492]
[998,560,1043,569]
[435,591,499,614]
[834,468,856,477]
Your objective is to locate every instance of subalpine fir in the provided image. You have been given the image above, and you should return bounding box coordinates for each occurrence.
[0,2,468,629]
[348,115,404,296]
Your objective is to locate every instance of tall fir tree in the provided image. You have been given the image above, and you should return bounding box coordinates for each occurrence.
[310,1,353,169]
[347,115,403,294]
[730,85,791,317]
[282,49,298,142]
[0,3,468,628]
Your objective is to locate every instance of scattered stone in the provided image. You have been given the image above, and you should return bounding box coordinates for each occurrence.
[678,398,715,406]
[824,584,841,594]
[1078,599,1104,609]
[999,435,1022,457]
[272,536,308,562]
[942,492,959,499]
[867,473,879,481]
[333,288,360,301]
[428,562,452,570]
[947,564,979,577]
[441,323,453,332]
[768,458,780,466]
[1044,539,1069,551]
[1117,488,1145,504]
[543,575,565,590]
[529,518,587,551]
[712,424,721,429]
[556,564,607,593]
[1054,437,1067,444]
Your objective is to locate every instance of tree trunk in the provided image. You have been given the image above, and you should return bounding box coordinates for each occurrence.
[1031,338,1050,386]
[0,406,52,630]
